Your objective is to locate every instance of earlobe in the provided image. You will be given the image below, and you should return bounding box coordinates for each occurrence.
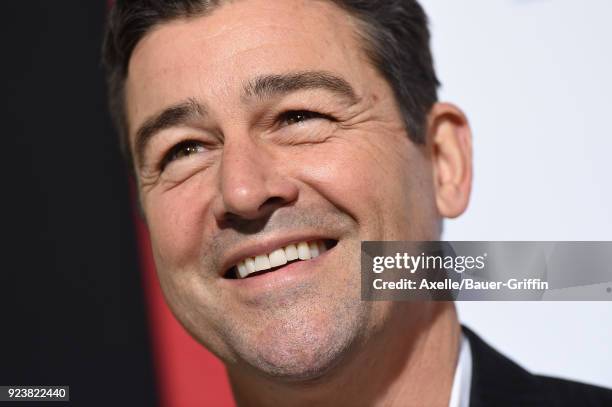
[428,103,473,219]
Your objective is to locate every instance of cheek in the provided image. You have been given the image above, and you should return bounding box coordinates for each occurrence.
[290,136,434,239]
[289,140,399,230]
[144,184,210,269]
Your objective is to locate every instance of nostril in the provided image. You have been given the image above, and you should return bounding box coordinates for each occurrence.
[259,196,290,212]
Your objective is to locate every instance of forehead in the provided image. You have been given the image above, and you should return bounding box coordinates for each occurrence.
[125,0,369,137]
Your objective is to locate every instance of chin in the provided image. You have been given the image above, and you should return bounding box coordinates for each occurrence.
[230,297,367,383]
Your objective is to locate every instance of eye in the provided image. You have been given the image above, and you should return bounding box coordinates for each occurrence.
[278,110,334,126]
[160,140,206,170]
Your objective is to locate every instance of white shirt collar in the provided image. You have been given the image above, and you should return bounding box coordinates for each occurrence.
[448,333,472,407]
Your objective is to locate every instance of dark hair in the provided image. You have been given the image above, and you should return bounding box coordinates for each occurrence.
[102,0,439,168]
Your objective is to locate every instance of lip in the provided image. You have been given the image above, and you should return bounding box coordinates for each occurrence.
[219,231,338,278]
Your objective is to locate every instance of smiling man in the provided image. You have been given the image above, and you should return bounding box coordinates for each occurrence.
[103,1,612,406]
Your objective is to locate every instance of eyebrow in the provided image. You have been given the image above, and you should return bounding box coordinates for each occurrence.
[134,97,206,167]
[243,71,359,104]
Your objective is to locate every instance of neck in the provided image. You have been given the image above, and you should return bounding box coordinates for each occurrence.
[228,302,461,407]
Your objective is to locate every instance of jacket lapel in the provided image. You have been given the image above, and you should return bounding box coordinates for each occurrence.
[463,326,548,406]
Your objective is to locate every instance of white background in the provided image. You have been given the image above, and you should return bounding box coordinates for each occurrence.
[421,0,612,387]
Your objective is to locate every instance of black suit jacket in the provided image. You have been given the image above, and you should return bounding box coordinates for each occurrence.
[463,326,612,406]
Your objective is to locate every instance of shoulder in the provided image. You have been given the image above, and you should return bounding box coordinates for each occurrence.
[537,375,612,406]
[462,326,612,407]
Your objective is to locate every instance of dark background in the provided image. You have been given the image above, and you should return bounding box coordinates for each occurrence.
[1,1,157,405]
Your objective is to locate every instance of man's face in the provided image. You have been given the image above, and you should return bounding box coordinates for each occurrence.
[126,0,440,379]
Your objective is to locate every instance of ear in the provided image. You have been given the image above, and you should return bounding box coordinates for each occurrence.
[427,103,473,218]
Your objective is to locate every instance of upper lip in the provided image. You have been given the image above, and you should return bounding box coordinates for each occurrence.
[219,232,337,277]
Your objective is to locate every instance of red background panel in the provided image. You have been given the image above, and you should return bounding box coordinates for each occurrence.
[109,1,233,403]
[135,213,235,407]
[110,1,235,405]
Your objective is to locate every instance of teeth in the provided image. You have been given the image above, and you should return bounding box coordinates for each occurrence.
[269,248,288,268]
[232,240,331,279]
[245,258,256,274]
[284,244,299,261]
[254,254,271,271]
[237,262,249,278]
[309,241,320,258]
[297,242,311,260]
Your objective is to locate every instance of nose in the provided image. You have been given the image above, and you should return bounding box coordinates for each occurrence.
[212,137,299,224]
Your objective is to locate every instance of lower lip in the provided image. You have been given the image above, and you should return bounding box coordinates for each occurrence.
[220,247,334,295]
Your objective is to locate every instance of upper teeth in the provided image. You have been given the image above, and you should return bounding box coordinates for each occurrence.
[235,240,328,279]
